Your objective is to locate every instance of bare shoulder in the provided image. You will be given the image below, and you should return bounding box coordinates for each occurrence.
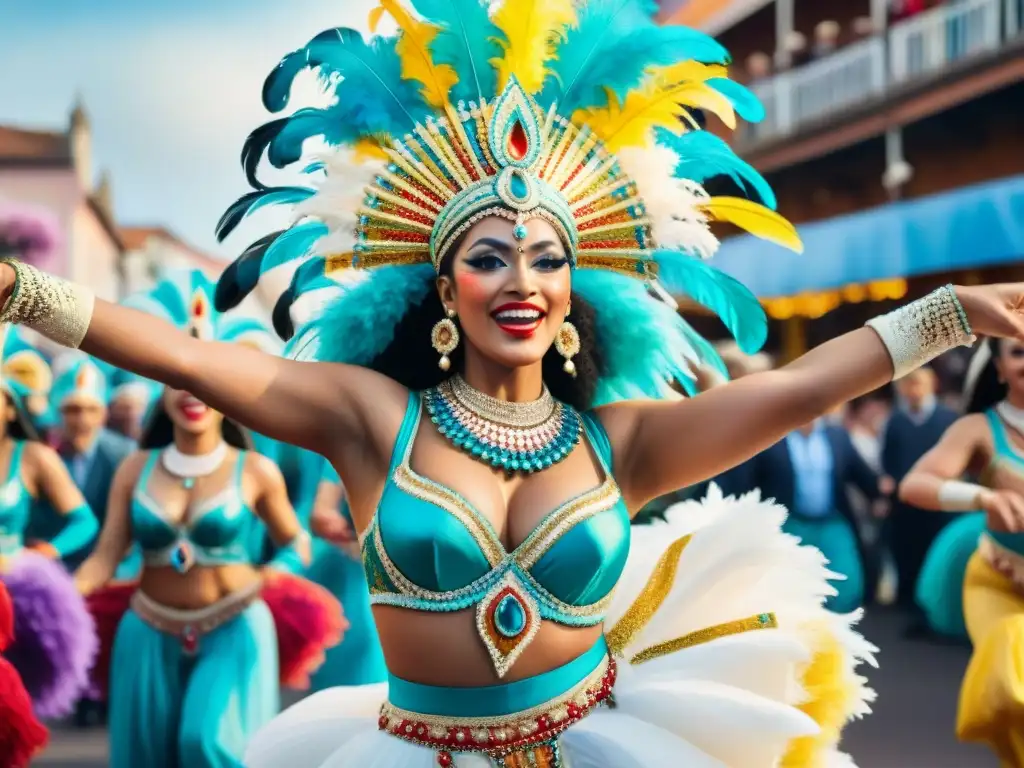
[590,397,662,450]
[312,362,409,430]
[947,412,990,442]
[20,440,65,478]
[243,450,287,490]
[110,450,152,486]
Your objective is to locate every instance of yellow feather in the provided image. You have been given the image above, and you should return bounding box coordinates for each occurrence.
[353,137,389,162]
[372,0,458,108]
[700,197,804,253]
[491,0,577,95]
[572,64,736,151]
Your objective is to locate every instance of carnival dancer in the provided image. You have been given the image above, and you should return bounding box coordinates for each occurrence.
[900,338,1024,764]
[2,326,55,436]
[308,462,387,689]
[1,2,1022,764]
[0,578,49,767]
[0,331,99,720]
[73,269,345,768]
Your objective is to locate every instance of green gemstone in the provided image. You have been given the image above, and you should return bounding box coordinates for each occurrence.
[494,594,527,638]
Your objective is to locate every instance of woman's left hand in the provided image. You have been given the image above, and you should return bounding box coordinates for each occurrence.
[957,284,1024,341]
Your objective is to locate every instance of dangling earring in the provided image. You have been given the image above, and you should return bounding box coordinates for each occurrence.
[432,308,459,371]
[555,304,580,377]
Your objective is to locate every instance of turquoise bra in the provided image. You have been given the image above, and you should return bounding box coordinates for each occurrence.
[362,392,630,676]
[984,409,1024,556]
[131,450,254,569]
[0,442,30,556]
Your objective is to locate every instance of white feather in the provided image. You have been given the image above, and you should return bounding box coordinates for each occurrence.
[617,147,719,259]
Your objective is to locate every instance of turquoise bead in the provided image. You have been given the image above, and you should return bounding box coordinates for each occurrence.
[513,223,528,240]
[494,593,527,638]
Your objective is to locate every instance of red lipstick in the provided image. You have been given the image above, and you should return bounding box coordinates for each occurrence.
[491,302,545,339]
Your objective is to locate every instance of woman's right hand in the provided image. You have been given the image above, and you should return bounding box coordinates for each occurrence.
[980,488,1024,532]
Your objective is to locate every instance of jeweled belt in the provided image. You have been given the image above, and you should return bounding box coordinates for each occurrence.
[979,533,1024,592]
[378,652,616,768]
[130,582,261,655]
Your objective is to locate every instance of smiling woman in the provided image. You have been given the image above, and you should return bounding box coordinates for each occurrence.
[0,1,1019,767]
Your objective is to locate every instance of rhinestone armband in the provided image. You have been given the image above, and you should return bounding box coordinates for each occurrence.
[0,259,95,349]
[865,284,975,380]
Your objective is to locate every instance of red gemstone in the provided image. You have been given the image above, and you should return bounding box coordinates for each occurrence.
[437,752,452,767]
[508,120,529,161]
[182,626,198,654]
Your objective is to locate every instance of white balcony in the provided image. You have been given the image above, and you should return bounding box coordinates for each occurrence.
[738,0,1023,146]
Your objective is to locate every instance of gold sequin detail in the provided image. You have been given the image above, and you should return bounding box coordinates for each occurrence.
[606,534,692,656]
[0,259,94,349]
[629,612,779,665]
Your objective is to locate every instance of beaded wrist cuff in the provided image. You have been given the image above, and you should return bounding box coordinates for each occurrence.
[0,259,94,349]
[865,284,975,381]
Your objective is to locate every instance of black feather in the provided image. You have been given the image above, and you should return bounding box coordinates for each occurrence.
[272,281,298,340]
[215,187,312,243]
[241,118,289,189]
[213,231,284,312]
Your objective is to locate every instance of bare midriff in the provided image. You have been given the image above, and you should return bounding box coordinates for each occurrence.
[138,563,263,610]
[373,606,604,686]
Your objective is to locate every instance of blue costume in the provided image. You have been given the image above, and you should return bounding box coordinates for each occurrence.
[307,459,386,689]
[213,2,876,764]
[109,451,278,768]
[0,380,99,718]
[103,268,337,768]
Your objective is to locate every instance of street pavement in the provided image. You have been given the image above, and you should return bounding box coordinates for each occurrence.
[36,607,997,768]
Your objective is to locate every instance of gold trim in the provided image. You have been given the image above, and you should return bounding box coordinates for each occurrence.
[606,534,692,656]
[630,612,779,665]
[515,481,622,569]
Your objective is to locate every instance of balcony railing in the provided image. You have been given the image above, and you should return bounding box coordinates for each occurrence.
[739,0,1024,146]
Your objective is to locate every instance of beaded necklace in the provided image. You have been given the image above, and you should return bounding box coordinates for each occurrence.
[423,376,581,474]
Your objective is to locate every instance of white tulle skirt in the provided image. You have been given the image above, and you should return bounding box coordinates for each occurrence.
[245,487,876,768]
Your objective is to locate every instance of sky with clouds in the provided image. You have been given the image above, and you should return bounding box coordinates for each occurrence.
[0,0,386,258]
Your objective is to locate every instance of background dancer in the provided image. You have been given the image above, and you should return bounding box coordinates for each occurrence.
[900,338,1024,765]
[74,269,344,768]
[0,331,99,722]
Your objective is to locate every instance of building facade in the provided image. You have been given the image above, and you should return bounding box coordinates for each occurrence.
[661,0,1024,383]
[0,102,123,302]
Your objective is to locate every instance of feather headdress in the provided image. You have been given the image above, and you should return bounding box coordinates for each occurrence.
[215,0,802,401]
[125,269,279,352]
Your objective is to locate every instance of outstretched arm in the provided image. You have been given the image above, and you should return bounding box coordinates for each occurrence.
[604,328,896,509]
[602,282,1024,511]
[0,262,401,459]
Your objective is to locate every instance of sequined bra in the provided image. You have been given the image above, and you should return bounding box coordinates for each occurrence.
[0,442,30,556]
[131,450,254,570]
[361,392,630,676]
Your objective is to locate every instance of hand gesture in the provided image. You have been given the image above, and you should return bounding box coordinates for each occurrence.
[956,284,1024,341]
[979,489,1024,533]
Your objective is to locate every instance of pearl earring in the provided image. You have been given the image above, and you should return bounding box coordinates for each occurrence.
[431,308,459,371]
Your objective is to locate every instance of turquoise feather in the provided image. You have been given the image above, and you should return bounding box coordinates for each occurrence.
[540,0,727,113]
[263,29,429,136]
[707,78,764,123]
[261,221,329,274]
[573,270,699,405]
[411,0,504,105]
[653,249,767,354]
[655,128,776,209]
[287,265,436,365]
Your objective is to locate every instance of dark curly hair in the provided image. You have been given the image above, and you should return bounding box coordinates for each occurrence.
[366,243,605,412]
[1,390,40,443]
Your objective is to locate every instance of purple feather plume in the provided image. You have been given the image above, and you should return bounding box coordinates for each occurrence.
[1,553,97,718]
[0,201,62,272]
